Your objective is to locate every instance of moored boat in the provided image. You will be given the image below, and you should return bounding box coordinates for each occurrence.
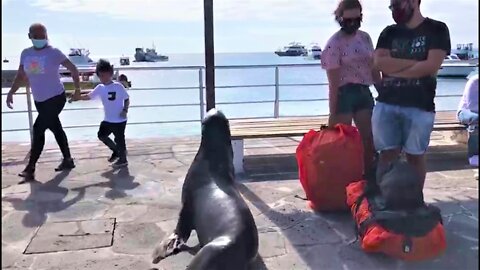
[275,42,308,57]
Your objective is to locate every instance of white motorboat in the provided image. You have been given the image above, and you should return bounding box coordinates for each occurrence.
[437,54,477,77]
[60,48,96,76]
[275,42,308,57]
[134,44,169,62]
[442,54,462,63]
[308,43,322,59]
[467,67,479,79]
[67,48,95,66]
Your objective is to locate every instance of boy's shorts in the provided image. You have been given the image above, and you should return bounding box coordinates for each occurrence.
[372,102,435,155]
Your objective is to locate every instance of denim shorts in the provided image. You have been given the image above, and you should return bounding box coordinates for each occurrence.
[372,102,435,155]
[336,83,374,114]
[457,110,478,158]
[458,109,479,132]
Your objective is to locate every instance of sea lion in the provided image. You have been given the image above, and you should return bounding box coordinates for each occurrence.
[152,109,259,270]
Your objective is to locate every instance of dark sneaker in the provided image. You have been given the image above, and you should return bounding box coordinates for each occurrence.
[108,152,119,163]
[18,165,35,180]
[55,158,76,172]
[112,159,128,168]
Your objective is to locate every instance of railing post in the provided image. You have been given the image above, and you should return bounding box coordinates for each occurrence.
[204,0,216,110]
[25,85,34,145]
[199,67,205,120]
[274,66,280,118]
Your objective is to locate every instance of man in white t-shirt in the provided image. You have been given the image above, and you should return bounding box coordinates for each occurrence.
[72,59,130,168]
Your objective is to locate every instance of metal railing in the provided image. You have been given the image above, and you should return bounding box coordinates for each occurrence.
[2,63,464,145]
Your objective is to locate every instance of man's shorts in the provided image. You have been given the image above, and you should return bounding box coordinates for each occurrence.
[336,83,374,114]
[372,102,435,155]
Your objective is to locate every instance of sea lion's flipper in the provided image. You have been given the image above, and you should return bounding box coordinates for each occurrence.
[175,202,193,241]
[151,233,183,264]
[152,204,193,264]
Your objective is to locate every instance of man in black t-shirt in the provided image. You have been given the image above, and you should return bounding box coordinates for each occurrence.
[372,0,451,188]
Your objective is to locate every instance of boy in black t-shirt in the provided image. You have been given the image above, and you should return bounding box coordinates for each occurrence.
[372,0,451,188]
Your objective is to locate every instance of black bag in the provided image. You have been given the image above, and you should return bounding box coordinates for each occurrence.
[376,159,424,210]
[354,159,442,245]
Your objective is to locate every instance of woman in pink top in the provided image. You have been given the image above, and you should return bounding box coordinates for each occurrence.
[321,0,381,175]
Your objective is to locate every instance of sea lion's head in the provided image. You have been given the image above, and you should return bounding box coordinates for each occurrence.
[201,109,232,158]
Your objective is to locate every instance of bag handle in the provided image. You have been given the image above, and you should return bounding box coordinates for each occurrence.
[320,124,346,138]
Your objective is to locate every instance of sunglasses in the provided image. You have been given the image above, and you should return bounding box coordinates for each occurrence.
[341,17,362,24]
[388,2,403,10]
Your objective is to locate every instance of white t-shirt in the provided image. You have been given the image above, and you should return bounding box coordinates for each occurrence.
[457,74,479,114]
[89,82,129,123]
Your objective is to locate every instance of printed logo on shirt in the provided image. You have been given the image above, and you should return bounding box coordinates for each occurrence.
[391,38,412,59]
[391,37,427,59]
[411,36,426,54]
[24,56,46,74]
[107,92,117,101]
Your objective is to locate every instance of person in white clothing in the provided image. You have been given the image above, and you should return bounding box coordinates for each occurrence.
[118,74,131,89]
[72,59,130,168]
[458,74,479,129]
[457,73,478,178]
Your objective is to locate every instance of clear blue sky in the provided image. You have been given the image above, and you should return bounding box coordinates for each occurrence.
[2,0,478,57]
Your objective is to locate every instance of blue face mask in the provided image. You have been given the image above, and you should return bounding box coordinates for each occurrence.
[31,39,48,49]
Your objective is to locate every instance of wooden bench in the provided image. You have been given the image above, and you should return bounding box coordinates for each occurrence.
[229,110,464,173]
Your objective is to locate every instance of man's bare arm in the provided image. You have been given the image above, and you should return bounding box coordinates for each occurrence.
[61,59,81,96]
[6,65,28,109]
[373,49,418,75]
[69,92,91,102]
[390,49,447,78]
[78,94,91,101]
[9,65,27,94]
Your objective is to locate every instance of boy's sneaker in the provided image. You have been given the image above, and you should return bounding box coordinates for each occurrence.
[108,152,119,163]
[112,159,128,168]
[55,158,76,172]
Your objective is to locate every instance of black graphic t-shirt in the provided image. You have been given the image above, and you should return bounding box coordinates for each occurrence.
[375,18,451,112]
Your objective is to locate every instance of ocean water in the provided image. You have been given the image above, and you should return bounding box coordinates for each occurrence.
[1,52,468,143]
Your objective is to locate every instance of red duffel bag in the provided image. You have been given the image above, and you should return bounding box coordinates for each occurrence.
[296,124,364,211]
